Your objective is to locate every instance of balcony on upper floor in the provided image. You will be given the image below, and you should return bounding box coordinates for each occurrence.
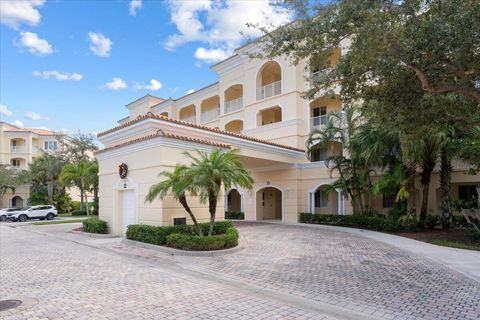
[309,96,343,132]
[10,138,27,153]
[179,104,196,124]
[224,84,243,114]
[310,115,328,131]
[256,61,282,101]
[256,80,282,100]
[225,97,243,114]
[201,106,220,123]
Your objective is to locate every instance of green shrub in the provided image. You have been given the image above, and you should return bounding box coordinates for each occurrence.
[71,210,87,216]
[383,219,402,232]
[82,218,108,234]
[126,221,235,246]
[387,207,406,221]
[425,214,440,229]
[225,211,245,220]
[466,228,480,242]
[300,212,405,232]
[166,226,239,251]
[398,215,418,232]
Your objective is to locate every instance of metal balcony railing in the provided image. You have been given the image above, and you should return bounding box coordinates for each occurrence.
[224,97,243,114]
[310,115,327,130]
[200,107,220,123]
[180,116,196,124]
[10,146,25,153]
[256,80,281,100]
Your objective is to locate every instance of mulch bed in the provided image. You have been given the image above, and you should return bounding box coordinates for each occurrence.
[396,229,470,242]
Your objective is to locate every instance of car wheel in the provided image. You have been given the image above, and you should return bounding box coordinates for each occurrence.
[18,215,28,222]
[0,216,6,222]
[46,213,54,220]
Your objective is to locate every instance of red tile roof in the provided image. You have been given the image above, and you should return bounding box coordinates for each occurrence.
[1,122,57,135]
[95,130,231,155]
[97,113,305,152]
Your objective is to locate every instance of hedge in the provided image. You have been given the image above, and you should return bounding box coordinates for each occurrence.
[166,227,239,251]
[82,218,108,234]
[225,211,244,220]
[126,221,235,246]
[71,210,87,216]
[299,213,420,232]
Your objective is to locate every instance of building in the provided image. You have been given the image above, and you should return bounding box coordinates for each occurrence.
[0,121,63,208]
[96,42,479,235]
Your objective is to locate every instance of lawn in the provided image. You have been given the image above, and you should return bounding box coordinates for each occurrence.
[58,213,87,217]
[31,219,86,225]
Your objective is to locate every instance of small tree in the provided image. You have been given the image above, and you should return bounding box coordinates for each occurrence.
[185,149,254,236]
[0,165,28,206]
[145,165,203,236]
[29,154,65,204]
[59,161,97,216]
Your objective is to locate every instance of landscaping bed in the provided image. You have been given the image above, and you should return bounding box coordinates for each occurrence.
[126,221,239,251]
[397,229,480,251]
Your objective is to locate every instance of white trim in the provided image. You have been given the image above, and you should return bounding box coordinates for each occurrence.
[254,185,284,223]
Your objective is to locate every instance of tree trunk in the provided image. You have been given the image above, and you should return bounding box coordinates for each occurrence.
[208,189,218,236]
[80,189,84,211]
[47,181,54,204]
[419,162,435,226]
[82,179,89,216]
[406,162,417,216]
[440,150,452,229]
[178,195,203,236]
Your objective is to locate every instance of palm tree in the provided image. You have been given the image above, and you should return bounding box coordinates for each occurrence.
[185,148,254,236]
[145,165,203,236]
[59,161,96,215]
[29,155,65,204]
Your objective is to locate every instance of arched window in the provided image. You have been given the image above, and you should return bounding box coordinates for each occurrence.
[256,61,281,100]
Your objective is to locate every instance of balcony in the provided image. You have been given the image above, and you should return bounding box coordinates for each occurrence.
[201,107,220,123]
[310,115,327,130]
[180,116,196,124]
[256,80,281,100]
[224,97,243,114]
[10,146,25,153]
[310,68,332,84]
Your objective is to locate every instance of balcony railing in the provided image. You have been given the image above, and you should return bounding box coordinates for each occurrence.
[310,68,332,85]
[310,115,327,130]
[225,97,243,114]
[256,80,281,100]
[180,116,196,124]
[10,146,25,153]
[201,107,220,123]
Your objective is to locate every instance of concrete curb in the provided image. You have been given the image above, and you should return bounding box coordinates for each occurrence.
[122,238,244,256]
[71,229,120,239]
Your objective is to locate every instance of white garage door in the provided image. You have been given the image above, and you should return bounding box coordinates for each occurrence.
[121,190,135,235]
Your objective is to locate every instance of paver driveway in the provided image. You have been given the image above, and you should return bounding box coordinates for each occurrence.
[1,222,480,320]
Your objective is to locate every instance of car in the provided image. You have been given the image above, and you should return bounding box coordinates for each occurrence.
[9,205,58,222]
[0,208,23,221]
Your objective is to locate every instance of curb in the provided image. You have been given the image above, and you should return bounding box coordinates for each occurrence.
[121,238,244,256]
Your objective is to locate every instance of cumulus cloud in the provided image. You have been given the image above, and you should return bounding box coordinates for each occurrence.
[104,77,127,90]
[0,0,45,29]
[17,31,53,55]
[129,0,142,16]
[88,32,112,57]
[25,111,49,121]
[33,70,83,81]
[14,120,24,128]
[0,104,13,117]
[165,0,292,63]
[186,89,195,95]
[135,79,162,91]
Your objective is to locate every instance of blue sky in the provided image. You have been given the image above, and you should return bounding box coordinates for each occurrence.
[0,0,292,134]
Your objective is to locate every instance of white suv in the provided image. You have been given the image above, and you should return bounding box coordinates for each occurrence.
[9,205,58,222]
[0,208,23,221]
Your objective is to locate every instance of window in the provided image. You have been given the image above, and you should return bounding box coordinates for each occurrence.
[314,189,328,208]
[173,217,187,225]
[459,185,479,208]
[312,106,327,126]
[382,194,396,209]
[310,145,328,162]
[44,141,58,151]
[11,159,21,167]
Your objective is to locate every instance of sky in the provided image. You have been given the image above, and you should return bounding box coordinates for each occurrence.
[0,0,293,135]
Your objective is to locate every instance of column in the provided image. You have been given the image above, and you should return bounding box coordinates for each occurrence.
[335,188,344,215]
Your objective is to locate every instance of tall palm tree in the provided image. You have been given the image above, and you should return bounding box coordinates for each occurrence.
[145,165,203,236]
[185,148,254,236]
[60,161,96,215]
[29,155,65,204]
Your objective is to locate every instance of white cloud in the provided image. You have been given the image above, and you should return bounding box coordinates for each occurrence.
[0,0,45,29]
[104,77,127,90]
[165,0,292,63]
[33,70,83,81]
[186,89,195,95]
[135,79,162,91]
[0,104,13,117]
[129,0,142,16]
[88,32,112,57]
[14,120,24,127]
[17,31,53,55]
[25,111,49,121]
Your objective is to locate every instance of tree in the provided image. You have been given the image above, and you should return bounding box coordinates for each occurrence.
[185,149,254,236]
[29,154,65,204]
[145,165,203,236]
[59,161,97,216]
[0,165,28,207]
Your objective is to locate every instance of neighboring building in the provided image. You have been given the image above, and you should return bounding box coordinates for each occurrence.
[0,121,63,208]
[96,42,480,235]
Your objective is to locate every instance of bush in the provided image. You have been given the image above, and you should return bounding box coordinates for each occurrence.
[71,210,87,216]
[82,218,108,234]
[398,215,418,232]
[126,221,235,247]
[166,227,239,251]
[225,211,245,220]
[466,228,480,242]
[425,214,440,229]
[387,207,406,221]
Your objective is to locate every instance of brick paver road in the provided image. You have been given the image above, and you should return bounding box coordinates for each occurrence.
[1,222,480,320]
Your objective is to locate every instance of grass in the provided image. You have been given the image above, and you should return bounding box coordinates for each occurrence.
[31,219,86,225]
[428,239,480,251]
[58,213,87,217]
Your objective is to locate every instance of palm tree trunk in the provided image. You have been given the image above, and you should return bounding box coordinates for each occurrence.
[178,195,203,236]
[81,179,89,216]
[47,181,54,204]
[440,150,452,229]
[208,188,218,236]
[419,164,435,226]
[80,189,84,211]
[406,162,417,216]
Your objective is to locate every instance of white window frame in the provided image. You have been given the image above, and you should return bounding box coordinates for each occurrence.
[44,140,58,151]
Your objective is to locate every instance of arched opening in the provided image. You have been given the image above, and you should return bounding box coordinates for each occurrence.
[160,112,168,117]
[224,84,243,113]
[308,141,342,162]
[10,158,26,171]
[10,138,26,153]
[179,104,196,123]
[256,186,282,220]
[226,189,242,213]
[311,185,339,214]
[309,96,342,130]
[224,120,243,134]
[200,95,220,123]
[309,47,341,80]
[11,196,24,208]
[256,106,282,127]
[256,61,281,100]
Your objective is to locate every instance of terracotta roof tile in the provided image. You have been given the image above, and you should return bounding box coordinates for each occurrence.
[95,130,231,155]
[97,113,305,153]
